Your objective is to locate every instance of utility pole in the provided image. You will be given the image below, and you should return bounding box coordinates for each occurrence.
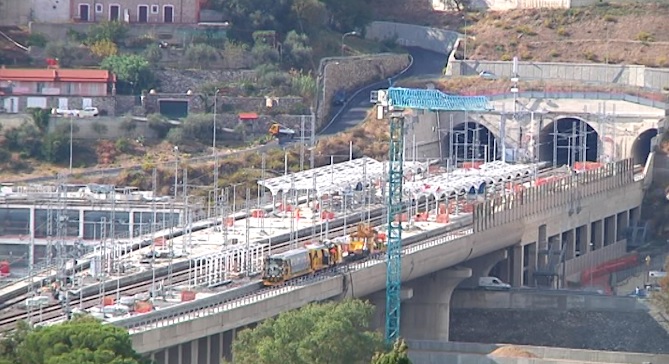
[150,168,157,298]
[213,89,220,217]
[300,115,305,171]
[245,188,251,276]
[310,107,316,169]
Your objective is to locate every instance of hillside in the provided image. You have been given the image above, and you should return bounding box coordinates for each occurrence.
[371,1,669,67]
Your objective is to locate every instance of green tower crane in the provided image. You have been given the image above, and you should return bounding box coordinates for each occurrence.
[379,87,490,344]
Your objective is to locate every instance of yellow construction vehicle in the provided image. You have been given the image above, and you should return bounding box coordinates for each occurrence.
[345,223,384,261]
[268,123,296,140]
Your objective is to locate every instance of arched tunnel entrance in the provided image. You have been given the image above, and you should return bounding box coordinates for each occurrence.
[446,122,498,164]
[631,128,658,166]
[539,117,599,166]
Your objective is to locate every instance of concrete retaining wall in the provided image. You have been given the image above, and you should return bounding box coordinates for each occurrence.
[408,340,669,364]
[320,53,410,127]
[365,21,460,55]
[449,60,669,90]
[451,289,646,311]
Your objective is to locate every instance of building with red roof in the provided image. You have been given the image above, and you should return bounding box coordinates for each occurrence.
[0,67,116,97]
[0,67,117,114]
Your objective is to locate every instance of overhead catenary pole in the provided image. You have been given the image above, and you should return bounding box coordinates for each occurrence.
[213,89,220,216]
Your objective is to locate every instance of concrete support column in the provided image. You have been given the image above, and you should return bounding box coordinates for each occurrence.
[604,216,616,246]
[459,250,509,288]
[591,220,604,250]
[577,225,589,254]
[511,244,524,287]
[401,267,472,341]
[526,242,538,287]
[564,230,576,260]
[616,210,629,241]
[78,209,85,239]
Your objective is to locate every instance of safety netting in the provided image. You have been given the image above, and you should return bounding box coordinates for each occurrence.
[404,161,538,200]
[258,158,428,197]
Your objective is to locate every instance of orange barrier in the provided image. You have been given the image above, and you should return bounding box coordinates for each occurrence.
[462,203,475,213]
[394,213,408,223]
[251,209,266,218]
[0,261,10,276]
[135,301,153,313]
[377,232,387,242]
[181,290,196,302]
[153,237,166,247]
[462,161,483,169]
[574,162,603,172]
[103,296,115,306]
[321,211,335,220]
[436,214,450,224]
[580,253,639,283]
[414,212,429,222]
[438,203,448,215]
[225,217,234,227]
[294,209,302,220]
[280,204,294,212]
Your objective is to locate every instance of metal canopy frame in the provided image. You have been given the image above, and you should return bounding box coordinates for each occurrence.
[257,158,428,197]
[387,87,491,111]
[404,162,538,200]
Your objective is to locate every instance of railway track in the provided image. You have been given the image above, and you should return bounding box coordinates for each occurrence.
[0,216,382,331]
[2,164,561,330]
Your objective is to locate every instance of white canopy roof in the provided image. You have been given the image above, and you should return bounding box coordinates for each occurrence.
[258,158,429,197]
[404,161,538,200]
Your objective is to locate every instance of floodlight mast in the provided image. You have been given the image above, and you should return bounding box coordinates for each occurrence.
[385,110,405,344]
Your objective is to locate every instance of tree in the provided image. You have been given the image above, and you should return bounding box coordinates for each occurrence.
[86,21,128,45]
[100,55,154,95]
[230,300,384,364]
[13,316,147,364]
[371,339,412,364]
[27,108,50,133]
[655,257,669,312]
[90,39,119,58]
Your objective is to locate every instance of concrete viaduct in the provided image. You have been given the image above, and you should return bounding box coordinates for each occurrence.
[110,159,642,364]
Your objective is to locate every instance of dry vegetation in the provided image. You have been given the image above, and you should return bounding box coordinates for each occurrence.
[398,76,667,100]
[372,1,669,67]
[490,345,539,358]
[67,111,389,202]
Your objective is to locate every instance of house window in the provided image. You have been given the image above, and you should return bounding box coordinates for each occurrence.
[163,5,173,23]
[36,82,45,94]
[151,5,159,14]
[95,3,103,13]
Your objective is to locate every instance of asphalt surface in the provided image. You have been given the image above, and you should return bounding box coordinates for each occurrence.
[15,47,447,183]
[320,47,447,135]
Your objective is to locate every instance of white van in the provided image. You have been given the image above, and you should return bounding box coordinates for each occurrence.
[24,296,50,308]
[478,276,511,290]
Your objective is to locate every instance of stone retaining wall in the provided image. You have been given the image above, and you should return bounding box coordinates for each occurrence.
[320,53,410,128]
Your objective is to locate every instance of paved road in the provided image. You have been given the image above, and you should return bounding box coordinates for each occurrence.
[321,47,447,135]
[15,47,448,184]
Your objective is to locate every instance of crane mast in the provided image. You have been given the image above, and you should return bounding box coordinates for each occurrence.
[371,86,491,345]
[385,111,405,343]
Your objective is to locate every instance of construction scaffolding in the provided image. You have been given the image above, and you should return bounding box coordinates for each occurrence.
[189,243,269,287]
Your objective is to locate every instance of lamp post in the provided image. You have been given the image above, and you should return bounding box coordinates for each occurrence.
[341,31,358,57]
[69,115,73,175]
[213,89,220,214]
[173,146,179,199]
[463,15,468,60]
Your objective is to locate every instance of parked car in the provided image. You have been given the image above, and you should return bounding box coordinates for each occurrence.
[51,108,78,117]
[332,89,347,106]
[479,71,497,80]
[77,107,99,117]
